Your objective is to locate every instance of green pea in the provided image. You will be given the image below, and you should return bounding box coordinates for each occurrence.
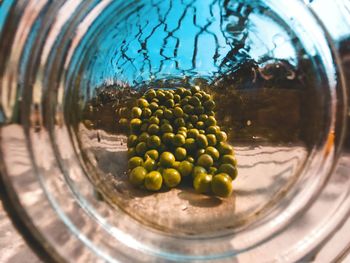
[195,121,205,130]
[178,127,187,132]
[131,107,142,118]
[149,102,159,111]
[165,99,175,108]
[161,123,173,133]
[203,100,215,110]
[199,114,208,122]
[152,98,159,103]
[218,164,237,180]
[159,152,176,168]
[207,125,220,134]
[144,158,157,171]
[173,134,186,146]
[195,134,207,148]
[136,142,148,155]
[175,87,185,96]
[154,109,164,118]
[149,116,160,125]
[164,91,174,100]
[187,156,195,163]
[147,135,161,149]
[211,173,233,197]
[164,109,173,119]
[130,118,142,131]
[145,149,159,160]
[178,161,193,177]
[174,94,181,103]
[174,117,186,127]
[184,138,197,153]
[205,116,217,126]
[189,96,201,106]
[207,134,217,146]
[190,85,201,94]
[197,154,214,169]
[148,124,160,135]
[145,89,156,100]
[194,92,202,99]
[216,131,227,142]
[202,93,211,101]
[129,166,147,186]
[194,173,212,194]
[142,108,152,118]
[194,106,204,115]
[128,147,136,158]
[162,168,181,188]
[127,135,138,147]
[177,131,187,138]
[218,142,234,155]
[173,107,184,118]
[175,147,187,161]
[137,98,149,108]
[157,91,166,101]
[183,104,194,114]
[221,155,237,166]
[188,129,199,138]
[180,98,189,106]
[183,89,192,96]
[172,161,180,170]
[186,123,194,129]
[118,118,129,126]
[162,132,175,145]
[207,110,215,116]
[190,115,199,124]
[128,156,143,169]
[118,107,128,117]
[144,171,163,191]
[139,132,150,142]
[192,166,207,178]
[209,167,218,175]
[196,148,206,158]
[205,146,220,161]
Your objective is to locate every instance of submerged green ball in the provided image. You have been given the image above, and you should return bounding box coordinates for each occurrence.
[144,158,157,171]
[145,171,163,191]
[197,154,213,169]
[174,147,187,161]
[128,157,143,170]
[145,149,159,160]
[178,161,193,177]
[129,166,147,186]
[194,173,212,194]
[159,152,176,168]
[211,173,233,197]
[162,168,181,188]
[218,163,237,180]
[131,107,142,118]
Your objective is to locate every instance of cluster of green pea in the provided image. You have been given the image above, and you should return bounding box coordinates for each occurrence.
[125,86,237,197]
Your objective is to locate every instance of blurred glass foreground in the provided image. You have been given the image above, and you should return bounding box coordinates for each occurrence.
[0,0,349,262]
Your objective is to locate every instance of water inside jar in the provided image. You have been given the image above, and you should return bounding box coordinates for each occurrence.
[65,0,328,235]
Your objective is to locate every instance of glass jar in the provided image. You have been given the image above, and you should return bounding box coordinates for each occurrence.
[0,0,349,262]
